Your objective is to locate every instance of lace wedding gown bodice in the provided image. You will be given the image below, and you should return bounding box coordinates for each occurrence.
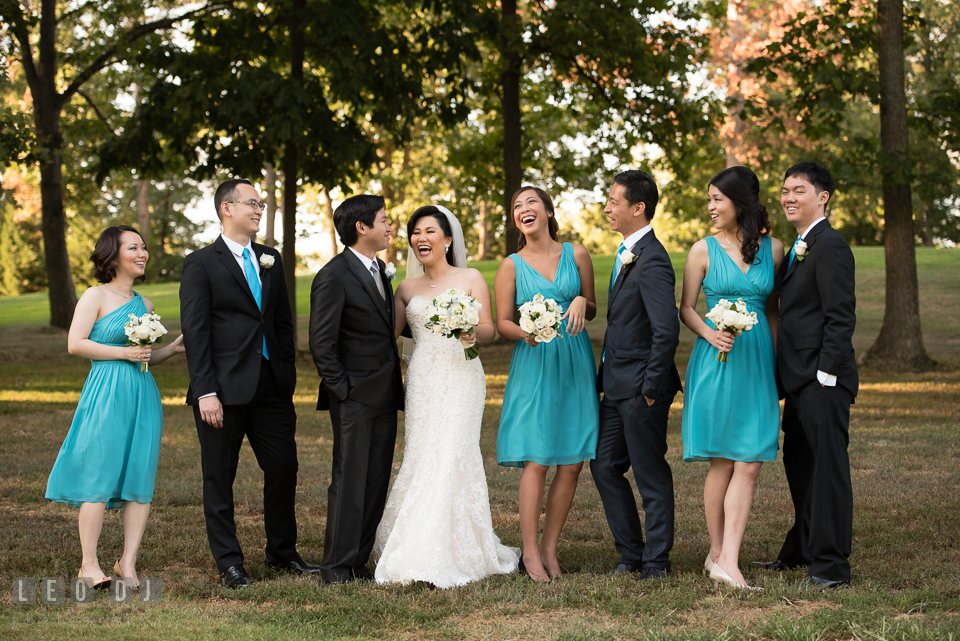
[373,296,518,587]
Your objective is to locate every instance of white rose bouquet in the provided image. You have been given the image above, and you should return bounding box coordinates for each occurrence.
[124,311,168,372]
[518,293,564,344]
[423,288,483,360]
[704,297,759,363]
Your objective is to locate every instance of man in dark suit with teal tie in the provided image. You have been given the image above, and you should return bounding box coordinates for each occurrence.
[592,170,683,581]
[764,162,858,589]
[180,178,317,588]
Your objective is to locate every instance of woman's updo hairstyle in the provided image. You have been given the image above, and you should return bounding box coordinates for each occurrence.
[407,206,456,267]
[513,186,559,251]
[91,225,146,284]
[708,167,771,265]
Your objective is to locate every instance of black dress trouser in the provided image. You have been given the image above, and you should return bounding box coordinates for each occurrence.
[320,387,398,583]
[591,389,677,571]
[194,358,299,572]
[778,381,854,583]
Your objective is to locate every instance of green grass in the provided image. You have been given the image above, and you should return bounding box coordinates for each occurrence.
[1,248,960,639]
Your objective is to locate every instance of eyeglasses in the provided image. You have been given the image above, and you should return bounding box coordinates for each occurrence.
[224,200,267,212]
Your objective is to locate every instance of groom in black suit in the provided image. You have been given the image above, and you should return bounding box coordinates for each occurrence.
[309,194,404,584]
[180,178,317,588]
[592,170,683,581]
[767,162,858,588]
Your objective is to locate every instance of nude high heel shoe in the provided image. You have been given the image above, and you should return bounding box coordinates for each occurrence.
[114,560,140,591]
[704,554,716,575]
[709,563,763,591]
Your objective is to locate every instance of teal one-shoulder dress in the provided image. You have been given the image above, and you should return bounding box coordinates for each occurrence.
[682,236,779,462]
[497,243,599,468]
[46,294,164,508]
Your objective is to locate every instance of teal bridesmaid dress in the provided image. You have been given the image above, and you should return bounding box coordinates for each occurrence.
[46,294,164,508]
[682,236,779,462]
[497,243,600,468]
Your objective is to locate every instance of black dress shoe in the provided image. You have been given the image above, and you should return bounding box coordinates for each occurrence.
[319,568,354,585]
[752,559,798,571]
[267,557,322,575]
[795,575,849,590]
[637,567,670,582]
[352,566,374,581]
[610,562,643,575]
[221,564,252,589]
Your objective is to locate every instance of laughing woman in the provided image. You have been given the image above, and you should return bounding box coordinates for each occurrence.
[46,225,184,590]
[495,186,599,583]
[679,167,783,590]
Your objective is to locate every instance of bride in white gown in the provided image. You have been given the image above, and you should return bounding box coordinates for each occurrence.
[373,205,519,588]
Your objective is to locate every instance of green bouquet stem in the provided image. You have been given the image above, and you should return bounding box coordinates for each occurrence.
[464,344,482,361]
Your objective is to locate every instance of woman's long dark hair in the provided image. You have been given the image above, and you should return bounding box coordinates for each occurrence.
[708,167,771,265]
[512,186,559,251]
[91,225,146,283]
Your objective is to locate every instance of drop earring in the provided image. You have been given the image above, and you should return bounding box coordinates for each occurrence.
[446,245,450,254]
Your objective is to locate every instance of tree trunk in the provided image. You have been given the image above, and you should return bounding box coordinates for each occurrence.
[723,0,747,167]
[136,178,151,244]
[264,162,278,247]
[33,0,77,329]
[859,0,934,371]
[920,201,934,247]
[500,0,522,257]
[380,143,399,264]
[322,187,338,257]
[282,0,305,343]
[476,200,492,260]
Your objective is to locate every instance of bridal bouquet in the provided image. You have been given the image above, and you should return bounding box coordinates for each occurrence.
[124,312,168,372]
[705,297,758,363]
[518,293,564,344]
[423,288,483,360]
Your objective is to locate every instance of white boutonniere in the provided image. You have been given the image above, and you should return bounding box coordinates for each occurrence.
[385,262,397,281]
[259,254,275,269]
[795,239,808,262]
[620,249,638,266]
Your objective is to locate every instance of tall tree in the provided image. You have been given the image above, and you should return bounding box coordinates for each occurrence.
[860,0,934,370]
[747,0,959,371]
[1,0,225,328]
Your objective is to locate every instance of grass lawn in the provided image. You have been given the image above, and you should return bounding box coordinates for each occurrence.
[1,248,959,639]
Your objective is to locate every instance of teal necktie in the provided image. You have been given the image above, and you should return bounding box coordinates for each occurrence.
[787,237,801,270]
[242,248,269,360]
[609,243,627,292]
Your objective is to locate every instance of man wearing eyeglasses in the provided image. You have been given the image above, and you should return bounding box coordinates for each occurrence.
[180,178,317,588]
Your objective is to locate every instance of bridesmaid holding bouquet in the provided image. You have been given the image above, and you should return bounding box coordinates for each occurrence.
[46,226,184,590]
[495,186,599,583]
[679,167,784,589]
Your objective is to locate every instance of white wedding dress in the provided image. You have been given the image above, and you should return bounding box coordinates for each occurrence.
[373,295,519,588]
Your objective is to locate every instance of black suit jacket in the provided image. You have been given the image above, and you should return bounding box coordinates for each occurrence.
[775,220,858,398]
[309,250,404,411]
[180,236,297,406]
[597,230,682,400]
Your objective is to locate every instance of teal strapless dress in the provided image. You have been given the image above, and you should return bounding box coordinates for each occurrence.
[46,294,164,508]
[682,236,779,462]
[497,243,599,468]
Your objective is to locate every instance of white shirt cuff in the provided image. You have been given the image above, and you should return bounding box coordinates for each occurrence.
[199,392,218,399]
[817,370,837,387]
